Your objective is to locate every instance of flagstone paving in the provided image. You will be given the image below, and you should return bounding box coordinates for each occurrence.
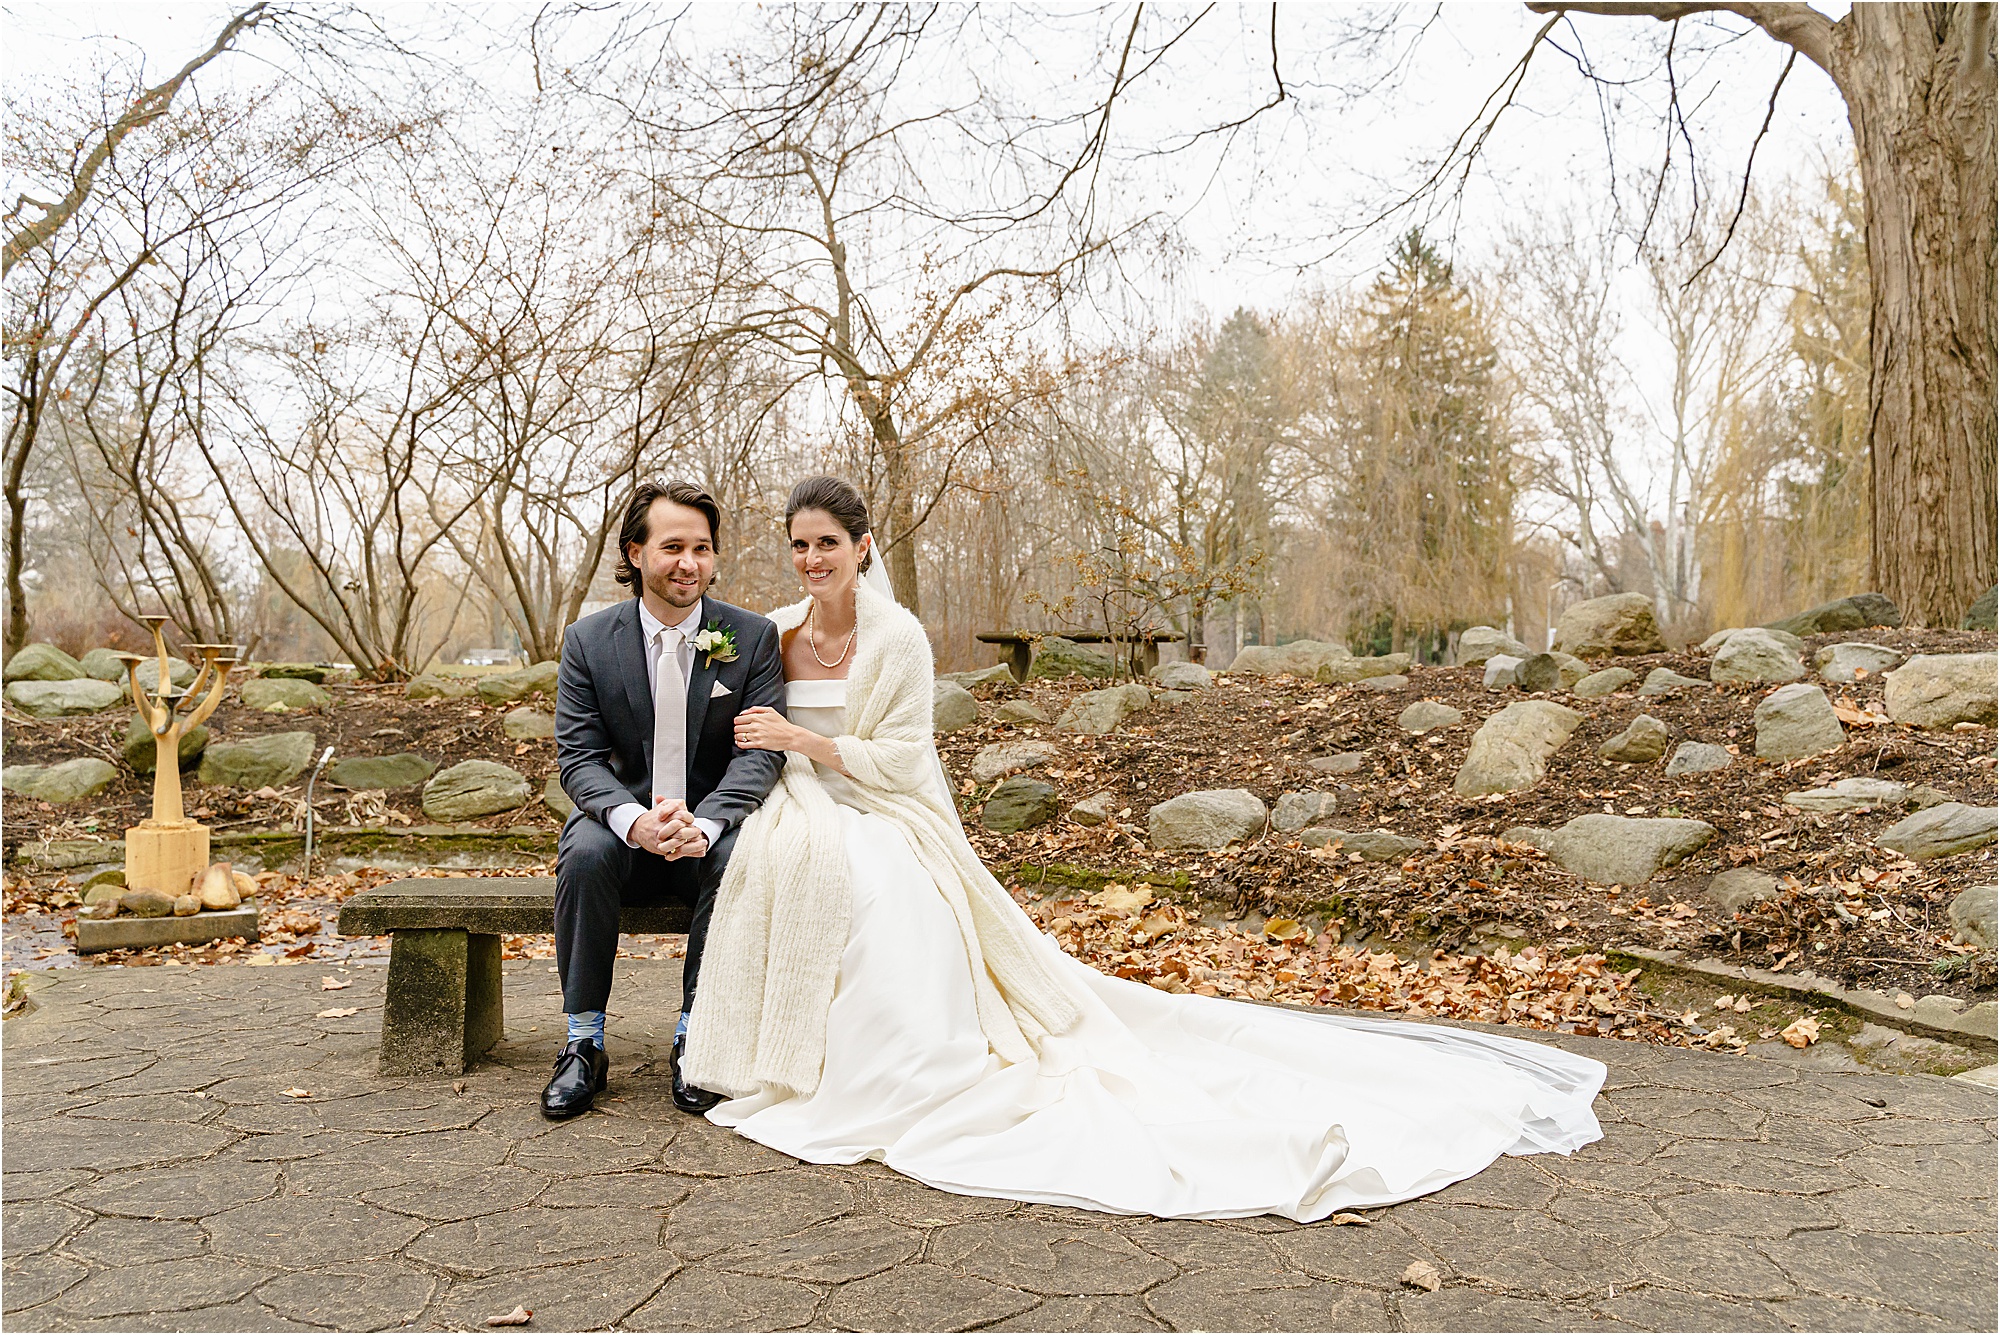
[3,960,1993,1332]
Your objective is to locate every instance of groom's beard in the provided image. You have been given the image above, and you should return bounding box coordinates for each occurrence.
[646,567,710,612]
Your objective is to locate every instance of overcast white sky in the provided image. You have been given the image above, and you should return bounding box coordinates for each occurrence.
[3,1,1854,309]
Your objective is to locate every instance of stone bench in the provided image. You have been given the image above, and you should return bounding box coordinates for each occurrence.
[336,876,691,1076]
[975,630,1185,680]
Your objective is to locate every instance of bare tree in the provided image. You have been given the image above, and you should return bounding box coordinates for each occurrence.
[1517,2,1995,624]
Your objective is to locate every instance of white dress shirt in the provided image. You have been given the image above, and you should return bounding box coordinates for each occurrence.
[606,598,725,854]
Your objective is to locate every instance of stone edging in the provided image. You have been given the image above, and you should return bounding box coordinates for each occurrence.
[1608,945,1997,1051]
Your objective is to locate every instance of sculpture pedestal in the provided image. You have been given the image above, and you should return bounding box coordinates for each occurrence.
[124,819,210,898]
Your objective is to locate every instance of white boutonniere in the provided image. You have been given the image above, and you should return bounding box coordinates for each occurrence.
[693,622,738,667]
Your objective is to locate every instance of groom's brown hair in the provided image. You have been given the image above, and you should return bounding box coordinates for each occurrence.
[614,479,721,590]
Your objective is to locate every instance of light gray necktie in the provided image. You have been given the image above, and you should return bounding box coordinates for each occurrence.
[650,626,687,803]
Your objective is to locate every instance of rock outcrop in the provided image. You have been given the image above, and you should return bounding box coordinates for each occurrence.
[1551,593,1668,658]
[1147,789,1268,850]
[1753,684,1845,761]
[1453,701,1583,797]
[1881,653,1997,729]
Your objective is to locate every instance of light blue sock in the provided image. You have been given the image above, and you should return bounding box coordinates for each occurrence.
[567,1010,605,1045]
[675,1012,689,1042]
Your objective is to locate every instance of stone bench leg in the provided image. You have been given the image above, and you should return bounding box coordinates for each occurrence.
[380,929,503,1076]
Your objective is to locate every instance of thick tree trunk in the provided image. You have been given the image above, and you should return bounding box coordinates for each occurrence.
[1837,5,1997,626]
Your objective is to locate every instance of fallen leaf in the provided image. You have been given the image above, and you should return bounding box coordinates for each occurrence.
[316,1007,359,1019]
[1780,1016,1821,1049]
[485,1306,533,1327]
[1401,1259,1442,1292]
[1328,1212,1372,1226]
[1263,917,1305,942]
[1894,992,1915,1010]
[279,1087,312,1099]
[321,976,351,991]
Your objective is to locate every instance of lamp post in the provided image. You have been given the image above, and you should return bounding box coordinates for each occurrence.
[115,616,238,897]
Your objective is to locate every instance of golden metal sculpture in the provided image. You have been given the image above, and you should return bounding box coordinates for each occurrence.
[115,615,238,897]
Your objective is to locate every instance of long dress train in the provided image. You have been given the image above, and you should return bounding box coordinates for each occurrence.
[707,678,1605,1221]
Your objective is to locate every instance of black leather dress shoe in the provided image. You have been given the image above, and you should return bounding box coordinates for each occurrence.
[540,1038,608,1119]
[671,1036,722,1114]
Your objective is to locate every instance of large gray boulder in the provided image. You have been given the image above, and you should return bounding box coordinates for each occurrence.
[1026,637,1116,681]
[1147,789,1268,850]
[2,642,84,682]
[1707,869,1778,914]
[256,662,331,683]
[1813,642,1903,684]
[971,740,1059,784]
[1766,592,1900,637]
[1552,593,1667,658]
[1483,655,1523,690]
[1055,683,1150,736]
[1882,653,1997,729]
[240,677,331,713]
[1148,661,1212,691]
[1598,714,1670,763]
[2,758,118,804]
[940,664,1016,689]
[933,681,980,733]
[1784,777,1919,813]
[1710,629,1806,684]
[1453,701,1584,797]
[1513,652,1587,694]
[476,661,559,703]
[1701,625,1806,655]
[993,699,1050,726]
[1964,585,1998,632]
[1299,827,1424,861]
[78,648,133,682]
[1227,639,1349,679]
[4,679,124,718]
[326,753,436,791]
[1572,666,1637,699]
[1753,684,1846,761]
[1538,814,1716,886]
[422,760,532,820]
[1876,804,1997,861]
[502,707,556,740]
[1317,653,1412,685]
[1398,701,1463,734]
[406,673,479,700]
[1455,626,1528,665]
[1273,790,1344,833]
[1639,667,1707,697]
[1664,741,1733,777]
[123,714,208,773]
[981,777,1059,833]
[199,731,317,789]
[1949,885,1996,949]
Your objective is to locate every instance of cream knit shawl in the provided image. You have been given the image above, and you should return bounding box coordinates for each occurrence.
[679,584,1082,1099]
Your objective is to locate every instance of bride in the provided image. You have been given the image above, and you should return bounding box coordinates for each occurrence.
[680,476,1605,1221]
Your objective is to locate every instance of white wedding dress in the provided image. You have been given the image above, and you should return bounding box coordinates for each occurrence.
[707,677,1606,1221]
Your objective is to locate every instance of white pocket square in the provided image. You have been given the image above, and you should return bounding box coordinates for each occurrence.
[710,680,732,698]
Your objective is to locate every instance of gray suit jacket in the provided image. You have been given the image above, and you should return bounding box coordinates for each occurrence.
[555,594,786,832]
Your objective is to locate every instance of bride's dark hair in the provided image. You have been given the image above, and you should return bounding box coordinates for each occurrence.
[785,476,874,573]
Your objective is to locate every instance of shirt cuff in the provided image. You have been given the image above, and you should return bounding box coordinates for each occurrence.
[691,816,724,851]
[607,802,648,848]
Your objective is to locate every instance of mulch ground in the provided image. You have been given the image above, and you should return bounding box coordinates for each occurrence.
[4,626,1993,1051]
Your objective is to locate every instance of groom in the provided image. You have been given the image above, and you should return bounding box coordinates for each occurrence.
[545,479,785,1119]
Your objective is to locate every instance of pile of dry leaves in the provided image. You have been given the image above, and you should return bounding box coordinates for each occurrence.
[1013,879,1730,1049]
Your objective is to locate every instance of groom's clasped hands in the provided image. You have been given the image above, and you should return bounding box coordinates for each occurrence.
[630,797,709,860]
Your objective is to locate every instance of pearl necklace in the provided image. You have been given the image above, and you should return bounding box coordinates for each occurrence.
[807,596,857,668]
